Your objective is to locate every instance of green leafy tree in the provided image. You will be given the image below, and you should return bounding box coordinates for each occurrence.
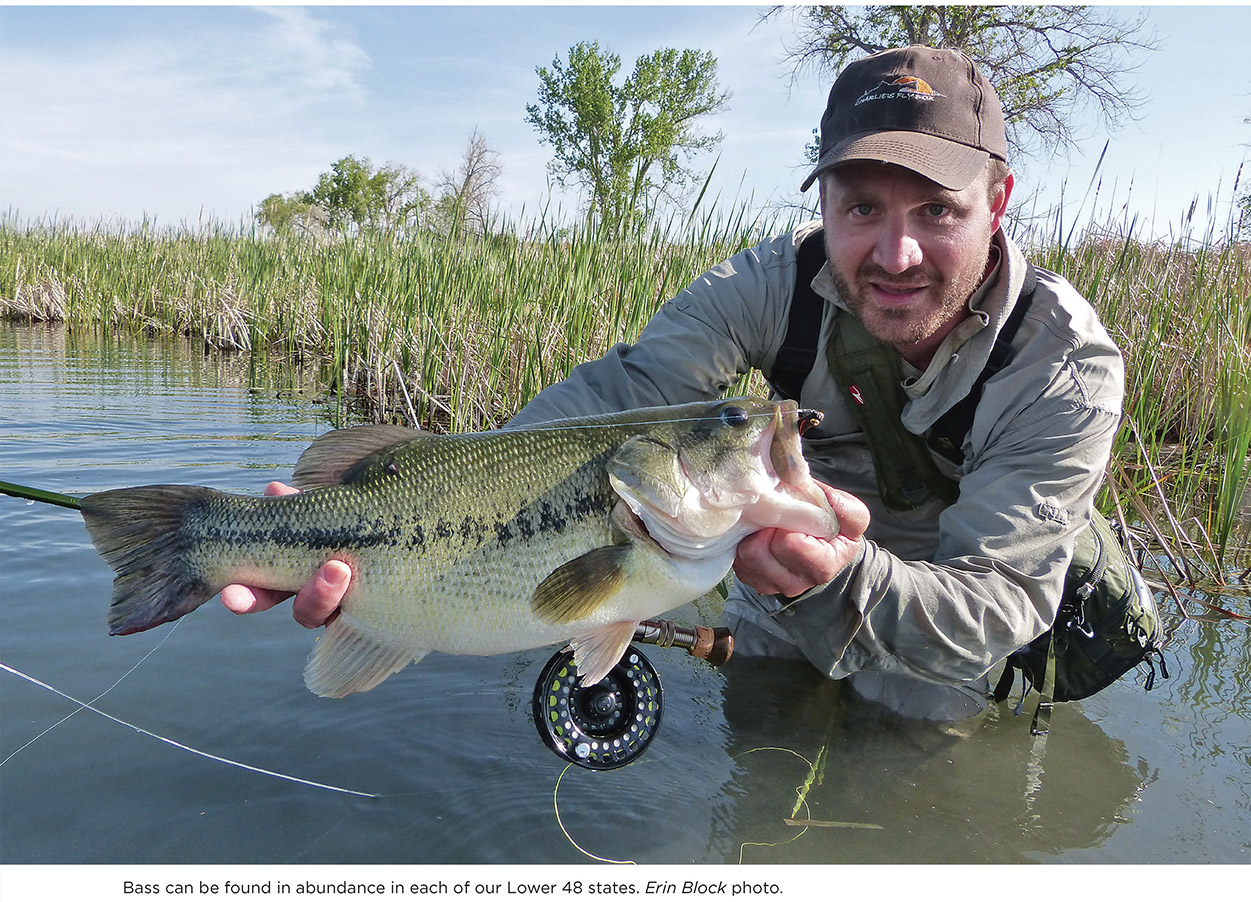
[767,5,1157,161]
[305,155,430,233]
[526,41,729,230]
[255,192,327,236]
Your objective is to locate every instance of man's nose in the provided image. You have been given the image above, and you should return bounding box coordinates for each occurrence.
[872,219,923,273]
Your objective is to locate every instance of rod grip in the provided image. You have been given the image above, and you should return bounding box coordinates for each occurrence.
[689,625,734,666]
[633,619,734,666]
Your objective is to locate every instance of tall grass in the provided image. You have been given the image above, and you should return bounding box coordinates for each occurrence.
[1014,190,1250,597]
[0,208,781,432]
[2,198,1248,591]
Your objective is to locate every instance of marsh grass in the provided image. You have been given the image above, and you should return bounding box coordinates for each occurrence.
[2,198,1248,603]
[0,209,778,431]
[1014,193,1250,603]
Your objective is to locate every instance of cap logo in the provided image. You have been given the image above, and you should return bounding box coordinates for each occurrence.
[855,75,944,106]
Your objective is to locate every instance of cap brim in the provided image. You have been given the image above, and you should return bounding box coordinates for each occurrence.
[801,131,991,192]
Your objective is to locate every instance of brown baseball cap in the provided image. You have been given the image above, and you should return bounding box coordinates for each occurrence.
[801,45,1007,192]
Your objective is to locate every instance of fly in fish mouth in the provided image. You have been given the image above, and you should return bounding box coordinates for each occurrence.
[797,409,823,434]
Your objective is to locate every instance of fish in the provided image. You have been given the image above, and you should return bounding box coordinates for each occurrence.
[79,397,838,698]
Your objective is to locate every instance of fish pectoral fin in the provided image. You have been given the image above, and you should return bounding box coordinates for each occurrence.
[530,545,632,624]
[292,424,425,489]
[303,616,426,698]
[570,621,640,685]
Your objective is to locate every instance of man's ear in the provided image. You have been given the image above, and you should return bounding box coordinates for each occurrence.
[991,170,1015,232]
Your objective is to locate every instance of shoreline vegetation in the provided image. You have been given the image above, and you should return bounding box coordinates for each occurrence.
[2,200,1248,614]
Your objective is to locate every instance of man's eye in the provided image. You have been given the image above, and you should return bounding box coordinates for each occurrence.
[926,203,948,217]
[852,203,873,216]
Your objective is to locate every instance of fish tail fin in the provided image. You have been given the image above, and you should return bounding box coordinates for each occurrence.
[80,485,219,635]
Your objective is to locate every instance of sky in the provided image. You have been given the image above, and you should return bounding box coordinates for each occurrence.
[2,3,1249,242]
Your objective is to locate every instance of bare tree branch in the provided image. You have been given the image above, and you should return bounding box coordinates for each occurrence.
[762,5,1157,161]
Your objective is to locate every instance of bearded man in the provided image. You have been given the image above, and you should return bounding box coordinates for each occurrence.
[226,47,1123,722]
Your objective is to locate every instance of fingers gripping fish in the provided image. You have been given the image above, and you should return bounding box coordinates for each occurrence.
[80,398,837,697]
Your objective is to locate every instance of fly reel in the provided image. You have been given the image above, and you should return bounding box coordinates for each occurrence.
[531,620,733,770]
[533,645,662,770]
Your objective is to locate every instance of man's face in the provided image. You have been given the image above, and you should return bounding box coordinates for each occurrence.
[819,161,1013,367]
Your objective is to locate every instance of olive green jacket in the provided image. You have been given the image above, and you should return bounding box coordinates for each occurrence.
[510,220,1124,700]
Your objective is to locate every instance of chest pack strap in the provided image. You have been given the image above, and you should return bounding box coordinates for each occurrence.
[775,226,1037,509]
[826,311,959,508]
[771,226,830,398]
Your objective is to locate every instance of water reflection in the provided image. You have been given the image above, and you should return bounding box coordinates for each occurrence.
[708,658,1158,864]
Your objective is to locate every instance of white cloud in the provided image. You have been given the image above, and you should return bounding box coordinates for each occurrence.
[0,7,374,222]
[248,6,373,100]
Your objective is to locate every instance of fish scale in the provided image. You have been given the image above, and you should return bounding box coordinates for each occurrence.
[81,398,839,695]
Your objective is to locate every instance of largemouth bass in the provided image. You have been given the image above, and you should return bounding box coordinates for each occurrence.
[80,397,837,697]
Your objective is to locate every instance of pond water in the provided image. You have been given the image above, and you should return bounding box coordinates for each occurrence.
[1,322,1248,875]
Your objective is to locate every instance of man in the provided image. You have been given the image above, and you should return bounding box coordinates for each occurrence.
[223,46,1124,721]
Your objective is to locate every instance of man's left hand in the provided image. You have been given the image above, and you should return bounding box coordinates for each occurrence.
[219,481,349,628]
[732,481,869,597]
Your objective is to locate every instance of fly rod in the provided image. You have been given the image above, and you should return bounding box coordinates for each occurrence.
[0,480,82,510]
[633,619,733,665]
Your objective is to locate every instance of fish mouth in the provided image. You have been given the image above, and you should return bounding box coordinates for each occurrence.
[613,497,663,550]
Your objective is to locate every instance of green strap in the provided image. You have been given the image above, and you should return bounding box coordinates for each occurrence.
[826,311,959,510]
[992,660,1018,702]
[1030,633,1057,735]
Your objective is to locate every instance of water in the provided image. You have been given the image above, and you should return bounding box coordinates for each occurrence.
[1,322,1248,868]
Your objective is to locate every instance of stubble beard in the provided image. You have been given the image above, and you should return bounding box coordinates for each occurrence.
[830,260,986,351]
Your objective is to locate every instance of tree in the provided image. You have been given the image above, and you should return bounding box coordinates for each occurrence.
[765,5,1157,161]
[526,41,729,230]
[255,141,503,238]
[304,155,430,233]
[255,192,327,236]
[431,128,503,236]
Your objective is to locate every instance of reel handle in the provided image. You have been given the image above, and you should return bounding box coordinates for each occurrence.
[633,620,734,666]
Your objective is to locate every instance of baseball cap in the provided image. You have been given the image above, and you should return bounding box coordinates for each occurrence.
[801,45,1007,192]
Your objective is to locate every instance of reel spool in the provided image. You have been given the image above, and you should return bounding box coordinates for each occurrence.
[532,645,662,771]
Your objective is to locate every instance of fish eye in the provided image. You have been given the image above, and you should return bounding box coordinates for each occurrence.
[719,406,750,428]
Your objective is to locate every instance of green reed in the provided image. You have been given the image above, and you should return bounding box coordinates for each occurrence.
[0,209,777,432]
[1015,192,1250,593]
[2,196,1248,589]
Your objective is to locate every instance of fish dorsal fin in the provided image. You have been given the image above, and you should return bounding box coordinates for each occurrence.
[531,545,632,624]
[570,620,639,685]
[303,615,427,698]
[292,424,422,489]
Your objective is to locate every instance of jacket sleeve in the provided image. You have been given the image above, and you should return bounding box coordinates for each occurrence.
[506,229,810,427]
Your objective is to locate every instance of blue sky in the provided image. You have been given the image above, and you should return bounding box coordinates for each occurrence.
[2,4,1248,241]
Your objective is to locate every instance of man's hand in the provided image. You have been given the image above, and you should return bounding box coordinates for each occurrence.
[733,481,870,598]
[219,482,351,628]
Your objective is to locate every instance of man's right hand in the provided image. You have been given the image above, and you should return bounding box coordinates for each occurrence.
[732,481,869,598]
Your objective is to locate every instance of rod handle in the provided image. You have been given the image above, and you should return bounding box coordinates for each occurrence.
[633,619,734,666]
